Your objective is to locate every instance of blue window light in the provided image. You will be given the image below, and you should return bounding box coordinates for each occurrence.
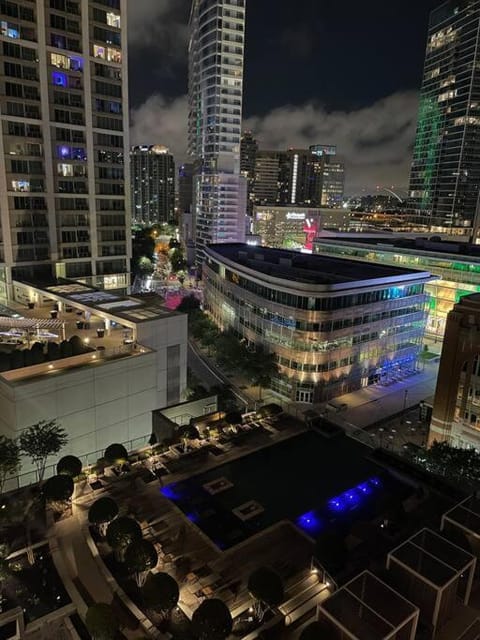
[52,71,67,87]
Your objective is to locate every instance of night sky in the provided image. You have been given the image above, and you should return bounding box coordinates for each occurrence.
[128,0,440,193]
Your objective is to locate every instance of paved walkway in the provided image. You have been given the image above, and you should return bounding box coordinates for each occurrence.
[326,361,439,429]
[55,504,140,639]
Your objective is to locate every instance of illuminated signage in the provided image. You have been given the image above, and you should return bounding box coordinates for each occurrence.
[286,212,306,220]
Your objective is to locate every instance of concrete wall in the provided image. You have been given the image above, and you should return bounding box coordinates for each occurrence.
[0,313,189,479]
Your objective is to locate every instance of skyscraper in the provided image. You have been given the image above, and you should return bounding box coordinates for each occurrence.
[251,146,345,209]
[130,145,174,225]
[0,0,130,300]
[240,130,257,217]
[188,0,247,267]
[178,162,194,216]
[409,0,480,239]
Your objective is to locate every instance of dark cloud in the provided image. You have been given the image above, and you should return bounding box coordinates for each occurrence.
[130,91,419,194]
[127,0,189,55]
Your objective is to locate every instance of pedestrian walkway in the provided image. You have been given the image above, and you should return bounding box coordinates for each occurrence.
[324,362,438,430]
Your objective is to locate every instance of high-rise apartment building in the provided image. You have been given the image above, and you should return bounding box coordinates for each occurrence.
[254,151,281,205]
[130,145,174,225]
[188,0,247,267]
[0,0,130,300]
[409,0,480,239]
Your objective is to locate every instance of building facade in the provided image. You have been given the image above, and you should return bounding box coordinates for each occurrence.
[203,244,431,403]
[0,279,188,484]
[253,206,350,250]
[0,0,131,299]
[251,146,345,209]
[429,293,480,448]
[188,0,247,267]
[130,145,174,225]
[240,130,257,217]
[313,236,480,340]
[409,0,480,239]
[178,162,194,216]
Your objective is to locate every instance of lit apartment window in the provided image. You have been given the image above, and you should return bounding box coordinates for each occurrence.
[106,12,120,28]
[57,163,73,177]
[1,20,20,38]
[93,44,105,59]
[11,180,30,192]
[106,47,121,63]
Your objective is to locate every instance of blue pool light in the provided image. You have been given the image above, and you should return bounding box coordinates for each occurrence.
[161,483,179,500]
[186,511,199,523]
[357,482,372,495]
[296,511,323,536]
[370,477,382,488]
[328,497,345,513]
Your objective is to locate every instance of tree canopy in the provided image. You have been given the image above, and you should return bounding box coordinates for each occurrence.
[0,436,20,493]
[191,598,233,640]
[104,443,128,466]
[247,567,284,607]
[106,517,142,560]
[43,474,74,503]
[124,539,158,574]
[407,440,480,488]
[142,572,179,614]
[88,497,119,527]
[19,420,68,482]
[56,455,82,478]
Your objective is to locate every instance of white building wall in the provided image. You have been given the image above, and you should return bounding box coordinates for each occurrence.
[0,313,188,482]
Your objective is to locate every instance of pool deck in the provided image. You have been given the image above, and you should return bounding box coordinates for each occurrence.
[52,414,334,638]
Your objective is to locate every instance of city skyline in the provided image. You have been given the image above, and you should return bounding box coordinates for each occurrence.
[128,0,439,194]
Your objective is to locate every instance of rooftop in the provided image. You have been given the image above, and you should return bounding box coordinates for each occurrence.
[16,278,174,326]
[205,243,432,288]
[315,234,480,262]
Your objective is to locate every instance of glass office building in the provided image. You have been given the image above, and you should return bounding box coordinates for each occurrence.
[314,236,480,340]
[409,0,480,239]
[203,244,432,403]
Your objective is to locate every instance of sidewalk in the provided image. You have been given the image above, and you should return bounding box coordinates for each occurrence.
[324,362,439,429]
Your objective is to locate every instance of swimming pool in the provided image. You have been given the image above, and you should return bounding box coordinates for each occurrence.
[161,431,406,549]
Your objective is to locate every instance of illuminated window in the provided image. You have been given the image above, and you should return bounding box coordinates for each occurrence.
[1,20,20,38]
[93,44,105,59]
[51,53,69,68]
[57,145,71,159]
[107,47,121,63]
[454,116,480,126]
[438,90,457,102]
[52,71,67,86]
[57,163,73,177]
[106,12,120,28]
[11,180,30,192]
